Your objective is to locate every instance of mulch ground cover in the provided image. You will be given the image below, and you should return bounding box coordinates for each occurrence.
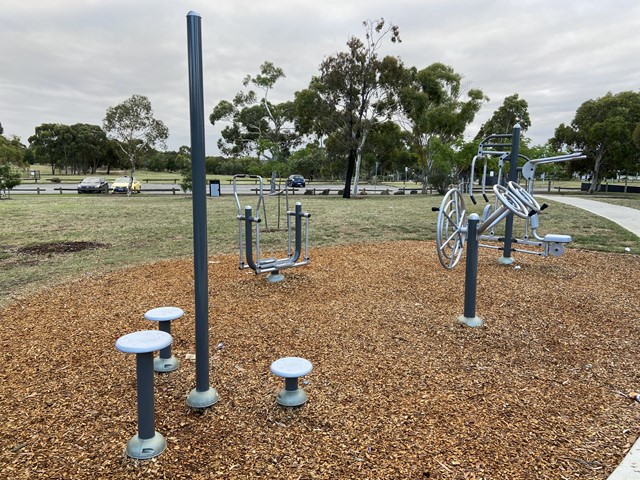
[1,241,639,479]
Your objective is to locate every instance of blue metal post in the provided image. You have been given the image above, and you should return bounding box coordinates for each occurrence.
[136,352,155,439]
[459,213,483,327]
[186,11,218,408]
[500,124,521,264]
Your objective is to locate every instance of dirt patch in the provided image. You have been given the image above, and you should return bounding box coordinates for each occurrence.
[16,241,109,255]
[0,241,639,479]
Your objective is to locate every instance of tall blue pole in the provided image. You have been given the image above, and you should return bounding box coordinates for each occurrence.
[500,123,521,264]
[458,214,483,327]
[186,11,218,408]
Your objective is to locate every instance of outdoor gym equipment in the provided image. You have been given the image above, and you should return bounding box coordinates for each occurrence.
[435,181,539,326]
[466,125,585,259]
[270,357,313,407]
[115,330,173,459]
[234,174,311,282]
[435,181,538,270]
[144,306,184,372]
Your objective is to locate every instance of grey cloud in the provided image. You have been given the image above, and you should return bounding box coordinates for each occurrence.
[1,0,638,152]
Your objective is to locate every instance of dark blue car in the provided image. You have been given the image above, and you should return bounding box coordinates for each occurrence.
[77,177,109,194]
[286,175,306,188]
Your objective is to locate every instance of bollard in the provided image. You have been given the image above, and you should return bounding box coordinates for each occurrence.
[459,214,483,327]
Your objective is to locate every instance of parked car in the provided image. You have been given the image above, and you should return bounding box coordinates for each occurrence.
[111,176,141,194]
[77,177,109,194]
[286,174,306,188]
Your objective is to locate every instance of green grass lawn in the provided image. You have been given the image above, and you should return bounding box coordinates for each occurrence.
[1,191,638,307]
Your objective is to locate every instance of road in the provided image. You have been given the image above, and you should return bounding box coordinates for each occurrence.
[7,181,414,196]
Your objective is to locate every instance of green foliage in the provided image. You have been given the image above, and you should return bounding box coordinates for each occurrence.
[210,62,298,162]
[0,134,27,167]
[398,63,487,186]
[103,95,169,180]
[0,162,21,190]
[475,93,531,140]
[204,156,262,175]
[295,18,403,197]
[426,139,456,194]
[180,160,192,193]
[552,91,640,193]
[144,148,190,173]
[361,121,410,178]
[28,123,111,175]
[0,134,26,191]
[288,144,328,180]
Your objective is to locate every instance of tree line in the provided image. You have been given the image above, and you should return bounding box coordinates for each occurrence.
[1,19,639,195]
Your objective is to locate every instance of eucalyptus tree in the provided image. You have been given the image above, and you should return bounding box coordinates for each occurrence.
[28,123,75,174]
[475,93,531,140]
[103,94,168,194]
[396,62,487,191]
[70,123,109,174]
[360,121,411,180]
[552,91,640,193]
[209,62,298,162]
[294,19,402,197]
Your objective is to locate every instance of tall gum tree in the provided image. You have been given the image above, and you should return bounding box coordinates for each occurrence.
[103,94,168,194]
[294,19,402,198]
[475,93,531,140]
[552,91,640,193]
[397,62,487,192]
[209,62,298,162]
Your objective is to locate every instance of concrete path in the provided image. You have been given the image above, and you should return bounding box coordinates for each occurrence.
[608,438,640,479]
[537,195,640,238]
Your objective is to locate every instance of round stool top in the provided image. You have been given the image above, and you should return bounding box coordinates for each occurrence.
[270,357,313,378]
[116,330,173,354]
[144,306,184,322]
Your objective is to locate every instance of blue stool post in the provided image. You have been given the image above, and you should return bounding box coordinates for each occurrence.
[116,330,173,459]
[144,307,184,372]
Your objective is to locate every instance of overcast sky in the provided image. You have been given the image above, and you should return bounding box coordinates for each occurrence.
[2,1,639,155]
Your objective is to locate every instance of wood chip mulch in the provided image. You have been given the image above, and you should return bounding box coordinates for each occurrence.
[1,241,639,479]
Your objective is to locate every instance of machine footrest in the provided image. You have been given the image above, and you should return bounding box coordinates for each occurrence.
[544,234,572,243]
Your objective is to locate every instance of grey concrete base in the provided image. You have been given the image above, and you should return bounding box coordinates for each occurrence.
[187,386,219,408]
[276,387,308,407]
[154,355,179,373]
[497,256,515,265]
[267,272,285,283]
[126,431,166,459]
[458,314,484,327]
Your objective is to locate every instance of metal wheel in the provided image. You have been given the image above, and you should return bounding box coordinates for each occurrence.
[507,181,540,212]
[436,188,467,269]
[493,184,529,219]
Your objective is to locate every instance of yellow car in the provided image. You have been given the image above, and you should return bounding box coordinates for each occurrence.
[111,176,141,194]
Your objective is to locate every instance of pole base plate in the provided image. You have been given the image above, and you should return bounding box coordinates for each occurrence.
[458,314,484,327]
[187,387,219,409]
[126,431,166,459]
